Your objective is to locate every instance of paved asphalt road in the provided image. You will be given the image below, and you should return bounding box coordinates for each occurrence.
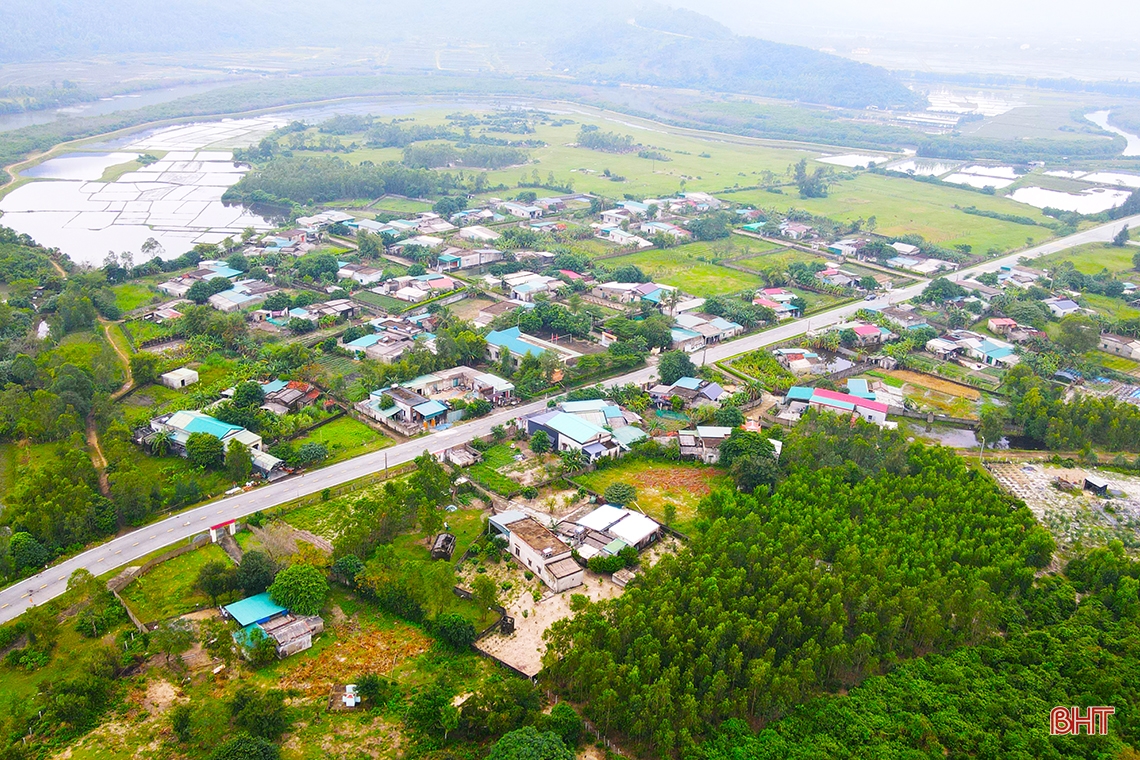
[0,214,1135,624]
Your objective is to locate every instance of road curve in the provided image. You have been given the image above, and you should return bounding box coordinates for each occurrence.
[0,214,1135,624]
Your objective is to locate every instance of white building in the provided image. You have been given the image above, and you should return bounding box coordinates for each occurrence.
[160,367,199,389]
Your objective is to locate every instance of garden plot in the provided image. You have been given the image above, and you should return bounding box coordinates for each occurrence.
[987,463,1140,548]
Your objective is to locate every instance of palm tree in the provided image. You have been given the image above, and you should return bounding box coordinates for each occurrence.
[150,429,173,457]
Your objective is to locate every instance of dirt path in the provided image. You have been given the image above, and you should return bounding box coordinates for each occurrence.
[99,318,133,399]
[86,414,111,496]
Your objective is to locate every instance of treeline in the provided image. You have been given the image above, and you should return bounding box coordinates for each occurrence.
[699,542,1140,759]
[222,155,454,206]
[545,417,1053,754]
[1005,364,1140,453]
[576,126,637,153]
[402,143,529,169]
[917,134,1125,163]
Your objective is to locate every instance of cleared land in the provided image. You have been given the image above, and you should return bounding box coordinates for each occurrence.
[887,369,981,400]
[287,415,391,466]
[601,247,767,297]
[573,459,731,532]
[120,543,233,623]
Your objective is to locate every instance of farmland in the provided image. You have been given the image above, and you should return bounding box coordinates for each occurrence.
[573,459,731,533]
[729,172,1059,253]
[1035,242,1139,276]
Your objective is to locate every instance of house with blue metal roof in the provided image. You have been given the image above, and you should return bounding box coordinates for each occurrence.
[485,327,581,367]
[525,410,620,462]
[147,409,283,476]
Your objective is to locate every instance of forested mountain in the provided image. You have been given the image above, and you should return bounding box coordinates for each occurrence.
[0,0,921,110]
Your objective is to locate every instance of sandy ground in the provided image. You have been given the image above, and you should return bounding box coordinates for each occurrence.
[988,461,1140,547]
[476,568,623,677]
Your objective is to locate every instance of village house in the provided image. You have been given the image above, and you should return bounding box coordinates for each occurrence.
[499,516,584,593]
[502,202,543,219]
[337,262,385,285]
[160,367,199,389]
[1099,333,1140,360]
[379,273,461,303]
[640,221,691,240]
[572,504,661,552]
[673,313,744,347]
[456,224,501,243]
[875,305,929,331]
[399,366,515,406]
[784,386,890,426]
[779,221,813,240]
[436,248,503,271]
[223,593,324,659]
[773,347,824,375]
[951,331,1020,366]
[355,386,448,433]
[207,279,281,313]
[485,327,582,366]
[1044,297,1081,318]
[525,410,621,462]
[648,376,726,407]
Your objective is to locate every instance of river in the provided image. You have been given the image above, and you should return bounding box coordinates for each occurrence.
[1085,110,1140,157]
[0,82,232,134]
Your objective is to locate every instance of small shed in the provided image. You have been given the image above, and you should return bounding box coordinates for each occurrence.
[1084,475,1109,496]
[161,367,199,389]
[431,532,457,560]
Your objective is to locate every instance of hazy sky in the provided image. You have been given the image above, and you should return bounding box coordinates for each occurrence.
[668,0,1140,78]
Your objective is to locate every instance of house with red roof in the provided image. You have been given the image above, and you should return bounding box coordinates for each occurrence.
[784,386,889,425]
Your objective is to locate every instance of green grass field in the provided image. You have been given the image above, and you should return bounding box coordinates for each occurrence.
[288,415,391,465]
[574,460,730,533]
[353,290,410,312]
[1093,350,1140,374]
[1035,243,1138,276]
[120,543,233,623]
[729,173,1057,253]
[111,282,158,313]
[467,444,520,496]
[1084,293,1140,321]
[601,246,767,297]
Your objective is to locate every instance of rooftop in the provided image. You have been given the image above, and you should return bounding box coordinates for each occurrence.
[509,517,571,556]
[223,592,287,627]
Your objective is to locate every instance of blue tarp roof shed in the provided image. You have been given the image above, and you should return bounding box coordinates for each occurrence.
[223,593,287,627]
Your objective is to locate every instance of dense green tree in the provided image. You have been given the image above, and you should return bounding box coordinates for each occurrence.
[225,439,253,482]
[185,432,225,470]
[435,612,476,649]
[486,727,574,760]
[229,686,291,740]
[128,352,160,386]
[232,381,265,408]
[268,563,328,615]
[603,482,637,506]
[530,429,551,454]
[237,551,277,595]
[920,276,966,304]
[1055,313,1100,354]
[658,350,697,385]
[195,560,236,605]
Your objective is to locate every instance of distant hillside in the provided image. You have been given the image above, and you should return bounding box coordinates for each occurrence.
[0,0,923,110]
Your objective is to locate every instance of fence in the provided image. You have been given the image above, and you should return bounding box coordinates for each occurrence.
[107,533,213,630]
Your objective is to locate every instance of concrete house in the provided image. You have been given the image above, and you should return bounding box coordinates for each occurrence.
[525,410,620,462]
[160,367,199,389]
[501,516,584,593]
